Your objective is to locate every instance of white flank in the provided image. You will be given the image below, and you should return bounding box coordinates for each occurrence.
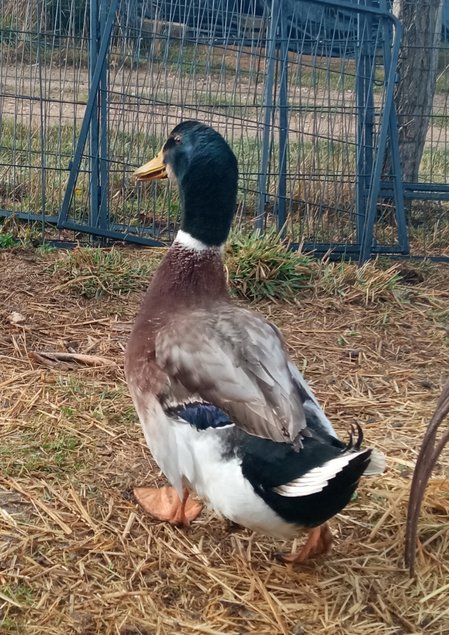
[130,389,301,539]
[175,229,214,252]
[273,450,368,498]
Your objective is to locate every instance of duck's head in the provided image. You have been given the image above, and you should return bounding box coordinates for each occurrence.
[134,121,238,249]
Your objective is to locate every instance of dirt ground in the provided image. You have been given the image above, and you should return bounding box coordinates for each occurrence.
[1,247,449,635]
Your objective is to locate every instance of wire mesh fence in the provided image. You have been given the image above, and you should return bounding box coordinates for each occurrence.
[0,0,89,225]
[392,0,449,258]
[56,0,404,258]
[0,0,448,259]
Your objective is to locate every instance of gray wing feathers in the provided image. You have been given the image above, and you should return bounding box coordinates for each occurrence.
[155,305,307,443]
[287,361,336,438]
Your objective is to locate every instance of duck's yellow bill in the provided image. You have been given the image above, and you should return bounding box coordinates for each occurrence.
[134,150,167,181]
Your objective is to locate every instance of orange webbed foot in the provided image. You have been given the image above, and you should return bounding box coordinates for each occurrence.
[276,523,333,564]
[134,486,203,526]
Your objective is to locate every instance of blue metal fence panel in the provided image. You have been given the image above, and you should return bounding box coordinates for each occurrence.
[55,0,405,260]
[0,0,447,260]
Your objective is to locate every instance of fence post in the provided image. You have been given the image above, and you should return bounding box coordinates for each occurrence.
[99,0,109,233]
[256,0,279,231]
[380,0,408,254]
[355,11,374,248]
[58,0,119,231]
[89,0,100,231]
[276,0,289,235]
[360,11,402,262]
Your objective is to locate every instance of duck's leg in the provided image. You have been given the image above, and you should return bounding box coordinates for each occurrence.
[277,523,333,564]
[170,487,204,526]
[134,486,203,526]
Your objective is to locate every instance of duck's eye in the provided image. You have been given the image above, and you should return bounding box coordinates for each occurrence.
[173,135,182,144]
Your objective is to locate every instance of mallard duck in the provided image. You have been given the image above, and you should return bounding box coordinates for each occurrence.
[125,120,385,563]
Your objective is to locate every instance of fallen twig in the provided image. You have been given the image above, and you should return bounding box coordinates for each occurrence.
[29,351,118,369]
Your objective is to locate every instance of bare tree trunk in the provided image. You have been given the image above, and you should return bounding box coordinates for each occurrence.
[393,0,443,183]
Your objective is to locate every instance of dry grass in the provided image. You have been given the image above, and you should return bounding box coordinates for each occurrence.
[1,247,449,634]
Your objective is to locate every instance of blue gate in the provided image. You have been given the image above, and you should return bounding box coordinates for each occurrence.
[6,1,448,260]
[51,0,406,260]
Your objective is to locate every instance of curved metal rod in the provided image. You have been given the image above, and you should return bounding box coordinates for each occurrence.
[405,379,449,576]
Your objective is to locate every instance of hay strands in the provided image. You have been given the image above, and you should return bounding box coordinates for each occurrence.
[405,378,449,576]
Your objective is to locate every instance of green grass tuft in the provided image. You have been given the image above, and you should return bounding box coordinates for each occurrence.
[0,583,34,606]
[36,242,57,254]
[51,247,156,298]
[0,232,18,248]
[226,228,315,301]
[1,216,44,246]
[226,230,403,305]
[315,259,402,305]
[1,432,82,477]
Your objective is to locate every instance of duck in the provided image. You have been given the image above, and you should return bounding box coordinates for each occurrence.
[125,120,385,563]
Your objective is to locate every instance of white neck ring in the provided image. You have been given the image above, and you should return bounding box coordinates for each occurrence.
[174,229,223,252]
